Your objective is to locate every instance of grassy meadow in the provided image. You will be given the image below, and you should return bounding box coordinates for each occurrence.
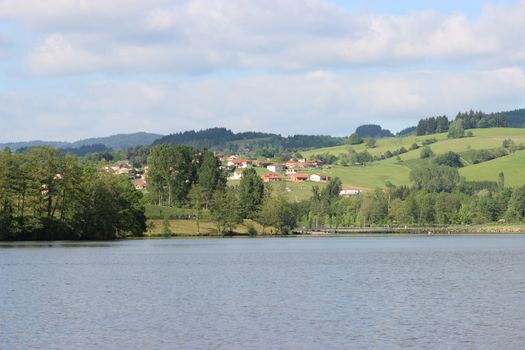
[263,128,525,199]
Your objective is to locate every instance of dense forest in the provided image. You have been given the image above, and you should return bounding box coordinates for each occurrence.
[415,111,508,136]
[153,127,345,153]
[0,147,146,240]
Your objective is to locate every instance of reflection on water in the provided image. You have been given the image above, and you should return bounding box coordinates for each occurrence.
[1,235,525,349]
[0,242,119,248]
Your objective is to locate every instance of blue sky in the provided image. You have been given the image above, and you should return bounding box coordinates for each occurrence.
[0,0,524,142]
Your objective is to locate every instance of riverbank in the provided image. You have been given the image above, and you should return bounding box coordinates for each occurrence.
[145,219,525,238]
[303,225,525,235]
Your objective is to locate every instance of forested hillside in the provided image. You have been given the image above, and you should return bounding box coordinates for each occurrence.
[153,127,345,153]
[0,132,163,152]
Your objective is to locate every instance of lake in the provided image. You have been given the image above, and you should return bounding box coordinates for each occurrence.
[1,235,525,349]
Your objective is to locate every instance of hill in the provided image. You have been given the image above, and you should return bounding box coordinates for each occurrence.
[299,128,525,189]
[0,132,163,151]
[154,127,345,152]
[70,132,163,150]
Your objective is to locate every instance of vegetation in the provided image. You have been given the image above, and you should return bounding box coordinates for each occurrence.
[0,147,146,240]
[153,127,345,153]
[354,124,394,138]
[416,115,449,135]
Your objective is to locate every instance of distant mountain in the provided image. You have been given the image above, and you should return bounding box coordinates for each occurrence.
[0,132,163,151]
[0,140,71,151]
[70,132,163,150]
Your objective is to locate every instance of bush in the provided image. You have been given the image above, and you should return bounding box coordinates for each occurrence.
[420,146,434,159]
[433,151,463,168]
[246,223,258,236]
[422,138,438,145]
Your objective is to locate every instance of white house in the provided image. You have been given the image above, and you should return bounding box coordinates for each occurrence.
[285,168,296,175]
[310,174,329,182]
[339,187,364,196]
[267,164,285,172]
[229,170,243,180]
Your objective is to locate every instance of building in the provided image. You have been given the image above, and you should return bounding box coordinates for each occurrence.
[261,173,282,182]
[310,174,330,182]
[229,170,243,180]
[132,178,147,190]
[267,164,285,172]
[339,187,366,196]
[291,173,309,182]
[227,159,252,168]
[285,168,296,175]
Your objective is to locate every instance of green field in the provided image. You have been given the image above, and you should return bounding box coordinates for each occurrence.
[224,128,525,202]
[300,128,525,190]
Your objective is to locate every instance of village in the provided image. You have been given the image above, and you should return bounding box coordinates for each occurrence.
[103,154,366,198]
[224,155,366,196]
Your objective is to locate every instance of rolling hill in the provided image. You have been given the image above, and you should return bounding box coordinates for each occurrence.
[299,128,525,189]
[0,132,163,151]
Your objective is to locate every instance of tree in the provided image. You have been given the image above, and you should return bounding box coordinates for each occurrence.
[197,150,225,207]
[498,172,505,192]
[322,177,342,203]
[238,168,265,219]
[410,165,459,193]
[348,133,363,145]
[188,184,206,233]
[365,138,377,148]
[504,187,525,223]
[433,151,463,168]
[420,146,434,159]
[147,144,196,207]
[211,188,241,234]
[448,119,465,139]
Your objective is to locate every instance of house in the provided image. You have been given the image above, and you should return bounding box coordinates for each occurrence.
[118,168,130,175]
[261,173,282,182]
[285,161,301,168]
[229,170,243,180]
[227,159,252,168]
[339,187,366,196]
[132,178,147,190]
[310,174,330,182]
[291,173,309,182]
[267,164,285,172]
[285,168,296,176]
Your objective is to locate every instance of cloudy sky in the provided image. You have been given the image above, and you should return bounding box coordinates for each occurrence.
[1,0,525,141]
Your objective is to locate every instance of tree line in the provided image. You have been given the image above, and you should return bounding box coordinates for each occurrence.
[0,147,146,240]
[416,111,507,136]
[299,167,524,229]
[146,144,525,235]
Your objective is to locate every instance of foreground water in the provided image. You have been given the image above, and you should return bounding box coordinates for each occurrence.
[1,235,525,349]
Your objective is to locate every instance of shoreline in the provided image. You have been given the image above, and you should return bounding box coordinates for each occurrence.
[1,225,524,242]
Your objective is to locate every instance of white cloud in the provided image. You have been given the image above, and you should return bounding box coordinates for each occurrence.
[0,0,521,75]
[1,68,524,142]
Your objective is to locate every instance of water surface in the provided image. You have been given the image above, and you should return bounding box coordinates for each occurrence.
[1,235,525,349]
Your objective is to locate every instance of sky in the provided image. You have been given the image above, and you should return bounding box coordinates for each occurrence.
[0,0,525,142]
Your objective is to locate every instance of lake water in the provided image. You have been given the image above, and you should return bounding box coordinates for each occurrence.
[1,235,525,349]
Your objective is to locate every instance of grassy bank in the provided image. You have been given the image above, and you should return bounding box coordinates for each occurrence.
[145,218,280,237]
